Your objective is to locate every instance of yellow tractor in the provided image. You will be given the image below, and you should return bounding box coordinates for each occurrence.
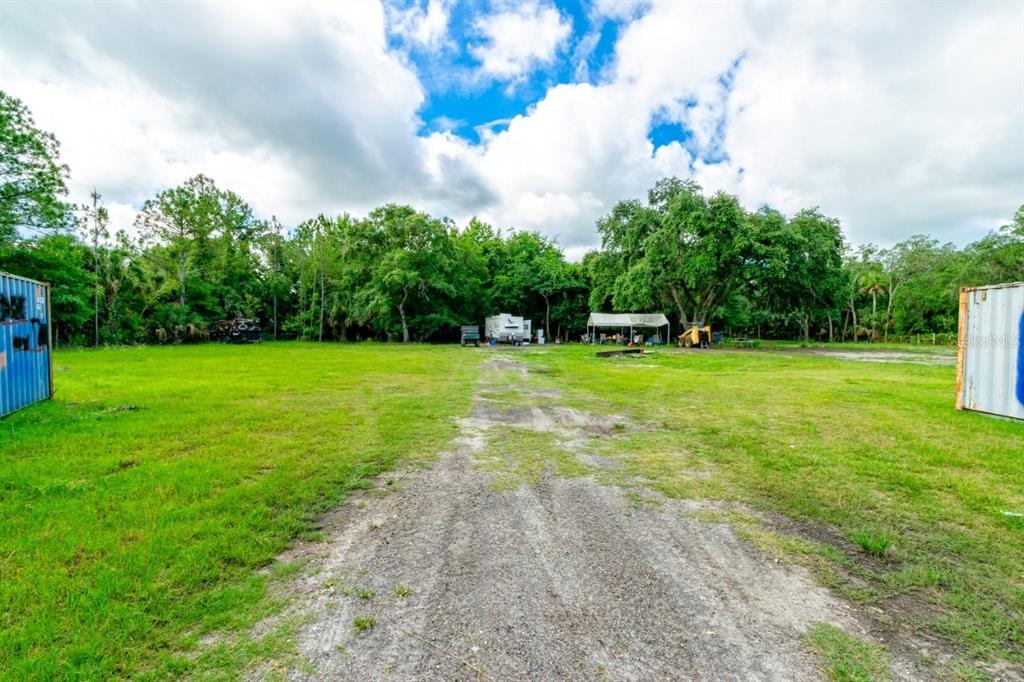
[678,322,712,348]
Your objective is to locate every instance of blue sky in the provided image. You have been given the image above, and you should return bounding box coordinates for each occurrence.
[2,0,1021,258]
[390,0,730,165]
[394,0,622,143]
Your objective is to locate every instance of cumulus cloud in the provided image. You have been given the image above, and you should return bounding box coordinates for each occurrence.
[388,0,453,51]
[590,0,650,22]
[1,0,494,229]
[0,0,1020,254]
[440,1,1023,250]
[469,1,572,81]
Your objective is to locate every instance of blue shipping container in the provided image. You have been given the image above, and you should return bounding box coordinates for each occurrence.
[1,272,53,417]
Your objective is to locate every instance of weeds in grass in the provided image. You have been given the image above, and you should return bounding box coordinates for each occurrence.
[943,659,991,681]
[476,425,588,490]
[269,560,306,580]
[851,531,894,557]
[353,615,375,632]
[299,530,327,543]
[624,491,664,511]
[394,585,412,598]
[357,589,374,600]
[804,622,892,681]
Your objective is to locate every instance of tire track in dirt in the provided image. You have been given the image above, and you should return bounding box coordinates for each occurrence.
[258,354,924,681]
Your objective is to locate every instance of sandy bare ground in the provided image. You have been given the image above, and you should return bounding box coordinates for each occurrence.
[258,355,928,681]
[792,348,956,366]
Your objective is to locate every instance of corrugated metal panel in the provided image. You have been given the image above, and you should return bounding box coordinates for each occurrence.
[957,282,1024,420]
[0,272,53,417]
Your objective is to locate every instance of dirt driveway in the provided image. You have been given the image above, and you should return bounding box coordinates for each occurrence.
[259,355,924,681]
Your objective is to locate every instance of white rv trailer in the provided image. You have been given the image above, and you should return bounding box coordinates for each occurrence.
[485,313,532,345]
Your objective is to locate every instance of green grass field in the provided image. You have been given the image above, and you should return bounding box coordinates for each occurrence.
[0,343,480,680]
[2,342,1021,679]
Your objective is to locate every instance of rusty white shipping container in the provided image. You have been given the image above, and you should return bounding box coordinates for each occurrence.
[0,272,53,417]
[956,282,1024,420]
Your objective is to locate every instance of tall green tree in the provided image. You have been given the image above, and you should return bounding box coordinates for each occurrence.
[80,188,109,346]
[599,178,756,326]
[362,205,457,343]
[134,174,265,341]
[0,91,74,240]
[775,208,847,341]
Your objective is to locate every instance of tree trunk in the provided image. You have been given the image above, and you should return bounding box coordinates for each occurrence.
[543,294,551,340]
[398,302,409,343]
[398,288,410,343]
[884,279,899,344]
[318,267,325,342]
[298,282,306,341]
[177,255,187,307]
[803,316,810,342]
[870,291,877,342]
[828,316,834,343]
[91,191,100,347]
[668,284,689,326]
[93,267,100,347]
[307,266,317,341]
[273,293,278,340]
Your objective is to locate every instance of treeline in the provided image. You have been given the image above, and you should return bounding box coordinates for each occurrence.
[2,177,589,345]
[2,91,1022,346]
[588,178,1024,343]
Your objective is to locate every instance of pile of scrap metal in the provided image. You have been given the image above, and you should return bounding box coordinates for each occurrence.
[211,318,263,344]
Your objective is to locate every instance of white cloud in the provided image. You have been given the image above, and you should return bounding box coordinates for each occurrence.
[470,1,572,81]
[0,0,493,234]
[590,0,649,22]
[701,2,1024,245]
[1,0,1020,254]
[432,1,1023,250]
[388,0,452,50]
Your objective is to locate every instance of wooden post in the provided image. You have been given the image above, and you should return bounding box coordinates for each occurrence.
[955,288,969,411]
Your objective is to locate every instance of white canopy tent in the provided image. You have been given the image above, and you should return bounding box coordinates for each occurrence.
[586,313,670,345]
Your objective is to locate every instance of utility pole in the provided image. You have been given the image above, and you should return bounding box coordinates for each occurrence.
[90,188,101,348]
[270,217,281,341]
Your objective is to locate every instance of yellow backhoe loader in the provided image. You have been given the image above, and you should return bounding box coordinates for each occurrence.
[678,322,712,348]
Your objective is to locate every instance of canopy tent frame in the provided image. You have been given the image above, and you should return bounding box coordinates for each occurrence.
[586,313,671,345]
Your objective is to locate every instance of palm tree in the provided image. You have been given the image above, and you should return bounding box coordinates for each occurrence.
[860,276,887,342]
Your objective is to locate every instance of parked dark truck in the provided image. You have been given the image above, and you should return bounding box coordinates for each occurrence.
[460,325,481,347]
[211,318,263,344]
